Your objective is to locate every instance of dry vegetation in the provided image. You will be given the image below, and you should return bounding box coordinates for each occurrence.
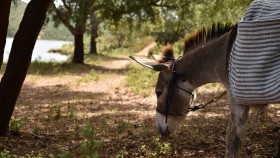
[0,50,279,157]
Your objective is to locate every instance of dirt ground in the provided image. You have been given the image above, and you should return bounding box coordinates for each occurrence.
[0,43,279,157]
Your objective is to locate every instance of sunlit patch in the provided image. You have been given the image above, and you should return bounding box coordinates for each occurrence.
[21,0,30,3]
[204,112,225,118]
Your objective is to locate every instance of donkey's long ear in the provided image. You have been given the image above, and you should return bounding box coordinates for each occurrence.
[129,56,169,71]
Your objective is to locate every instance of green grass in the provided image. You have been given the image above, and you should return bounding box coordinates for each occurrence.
[9,118,24,136]
[24,59,103,76]
[126,63,158,97]
[96,35,155,57]
[54,126,101,158]
[76,69,100,84]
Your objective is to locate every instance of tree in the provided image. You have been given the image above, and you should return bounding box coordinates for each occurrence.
[0,0,12,68]
[0,0,53,136]
[49,0,178,63]
[89,13,98,54]
[49,0,252,63]
[149,0,253,45]
[50,0,93,63]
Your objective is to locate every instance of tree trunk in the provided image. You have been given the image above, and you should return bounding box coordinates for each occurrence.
[0,0,12,68]
[72,33,84,63]
[89,13,98,55]
[0,0,52,136]
[90,36,97,55]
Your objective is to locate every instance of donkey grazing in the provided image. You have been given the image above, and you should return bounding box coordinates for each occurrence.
[131,23,244,157]
[130,1,280,157]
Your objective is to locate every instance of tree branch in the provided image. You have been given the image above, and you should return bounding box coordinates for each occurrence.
[52,3,77,35]
[92,3,105,11]
[61,0,72,13]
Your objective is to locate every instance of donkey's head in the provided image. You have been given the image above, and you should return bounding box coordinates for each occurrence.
[130,45,195,136]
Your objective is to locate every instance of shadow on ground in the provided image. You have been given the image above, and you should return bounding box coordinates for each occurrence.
[2,82,279,157]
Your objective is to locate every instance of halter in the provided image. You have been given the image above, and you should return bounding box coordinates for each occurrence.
[155,57,227,123]
[156,57,194,123]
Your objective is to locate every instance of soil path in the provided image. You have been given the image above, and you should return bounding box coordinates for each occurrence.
[102,42,156,70]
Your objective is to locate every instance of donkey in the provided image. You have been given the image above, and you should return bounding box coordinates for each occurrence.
[130,20,279,156]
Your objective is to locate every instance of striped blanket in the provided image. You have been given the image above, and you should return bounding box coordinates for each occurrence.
[229,0,280,104]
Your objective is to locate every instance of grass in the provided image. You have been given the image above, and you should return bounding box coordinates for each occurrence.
[96,36,154,57]
[27,62,92,76]
[0,55,107,79]
[9,118,24,136]
[126,63,158,97]
[54,126,101,158]
[76,69,100,84]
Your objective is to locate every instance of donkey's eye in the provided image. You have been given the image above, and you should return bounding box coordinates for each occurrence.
[156,90,163,98]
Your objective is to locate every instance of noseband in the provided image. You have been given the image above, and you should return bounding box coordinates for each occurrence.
[156,57,194,123]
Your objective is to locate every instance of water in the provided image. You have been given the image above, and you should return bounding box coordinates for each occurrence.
[4,37,72,62]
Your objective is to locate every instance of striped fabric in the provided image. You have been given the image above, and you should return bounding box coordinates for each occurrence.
[229,0,280,104]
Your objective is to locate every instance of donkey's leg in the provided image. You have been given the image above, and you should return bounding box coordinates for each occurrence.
[225,101,250,158]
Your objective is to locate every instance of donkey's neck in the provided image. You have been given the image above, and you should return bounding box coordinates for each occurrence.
[178,33,231,88]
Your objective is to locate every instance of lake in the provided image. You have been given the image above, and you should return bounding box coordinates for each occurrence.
[4,37,72,62]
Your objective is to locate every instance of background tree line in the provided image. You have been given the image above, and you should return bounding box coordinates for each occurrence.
[49,0,253,63]
[9,0,253,63]
[7,1,72,40]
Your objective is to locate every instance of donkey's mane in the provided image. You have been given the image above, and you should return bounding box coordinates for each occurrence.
[184,22,236,54]
[158,44,175,63]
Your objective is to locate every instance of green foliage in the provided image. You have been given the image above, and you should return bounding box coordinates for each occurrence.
[116,121,131,133]
[105,19,130,48]
[140,145,155,157]
[41,21,73,40]
[9,118,24,135]
[131,36,155,53]
[55,126,101,158]
[67,102,75,119]
[115,150,127,158]
[126,63,157,97]
[185,0,251,29]
[99,0,162,22]
[50,0,92,33]
[0,149,44,158]
[0,150,15,158]
[7,1,26,37]
[76,69,100,84]
[8,1,72,40]
[96,35,154,57]
[153,31,185,45]
[150,41,183,58]
[77,126,101,158]
[154,138,172,156]
[100,0,252,46]
[139,138,172,157]
[54,105,62,120]
[28,62,93,76]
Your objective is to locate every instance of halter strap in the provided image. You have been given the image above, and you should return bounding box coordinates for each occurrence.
[156,57,194,123]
